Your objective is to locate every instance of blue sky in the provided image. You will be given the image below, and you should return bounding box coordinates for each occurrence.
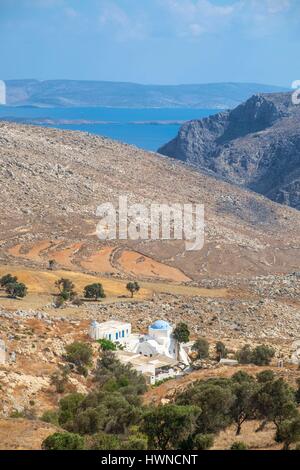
[0,0,299,85]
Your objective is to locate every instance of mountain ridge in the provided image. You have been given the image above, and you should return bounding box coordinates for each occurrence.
[3,80,287,109]
[158,92,300,210]
[0,121,299,281]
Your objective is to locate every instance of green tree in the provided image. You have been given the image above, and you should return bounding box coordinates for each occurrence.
[230,372,258,435]
[177,378,235,434]
[126,281,140,298]
[0,274,17,287]
[236,345,253,364]
[255,378,298,430]
[84,283,106,301]
[65,342,93,372]
[87,433,121,450]
[50,365,70,393]
[173,322,190,344]
[48,259,56,271]
[97,338,117,351]
[5,282,27,299]
[42,432,84,450]
[216,341,227,361]
[192,434,214,450]
[275,416,300,450]
[192,338,209,360]
[142,404,201,450]
[55,278,75,294]
[58,393,85,427]
[256,370,275,384]
[252,345,275,366]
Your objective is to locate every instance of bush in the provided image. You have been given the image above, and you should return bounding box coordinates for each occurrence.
[216,341,227,361]
[42,432,84,450]
[236,345,275,366]
[58,393,85,427]
[5,282,27,299]
[65,342,93,368]
[87,433,121,450]
[236,345,253,364]
[0,274,17,287]
[41,410,59,426]
[192,338,209,359]
[84,283,105,301]
[97,338,117,351]
[173,322,190,344]
[252,345,275,366]
[193,434,214,450]
[126,281,140,298]
[275,416,300,450]
[142,404,201,450]
[230,441,248,450]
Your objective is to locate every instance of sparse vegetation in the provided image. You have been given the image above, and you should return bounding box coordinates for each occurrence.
[192,337,209,360]
[65,342,93,375]
[173,322,190,344]
[0,273,18,287]
[42,432,84,450]
[236,344,275,366]
[216,341,228,361]
[84,283,105,301]
[5,281,28,299]
[97,338,117,351]
[126,281,140,298]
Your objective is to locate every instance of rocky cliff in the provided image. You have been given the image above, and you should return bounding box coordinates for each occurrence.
[158,93,300,210]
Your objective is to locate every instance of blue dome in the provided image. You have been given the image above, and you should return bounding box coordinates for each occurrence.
[149,320,171,330]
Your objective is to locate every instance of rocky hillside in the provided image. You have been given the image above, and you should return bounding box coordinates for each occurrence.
[159,93,300,210]
[0,121,300,280]
[4,80,286,108]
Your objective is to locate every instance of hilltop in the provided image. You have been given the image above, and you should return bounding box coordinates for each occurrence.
[159,92,300,210]
[4,80,286,109]
[0,121,300,281]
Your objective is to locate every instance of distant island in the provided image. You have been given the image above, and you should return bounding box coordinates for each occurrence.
[3,79,287,109]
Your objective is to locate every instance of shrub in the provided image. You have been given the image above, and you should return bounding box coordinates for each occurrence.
[87,433,121,450]
[42,432,84,450]
[192,338,209,359]
[252,345,275,366]
[0,274,17,287]
[275,416,300,450]
[230,441,248,450]
[236,345,253,364]
[126,281,140,298]
[193,433,214,450]
[84,283,105,301]
[216,341,227,361]
[173,322,190,344]
[65,342,93,368]
[58,393,85,427]
[5,282,27,299]
[142,404,201,450]
[236,345,275,366]
[97,338,117,351]
[41,410,59,426]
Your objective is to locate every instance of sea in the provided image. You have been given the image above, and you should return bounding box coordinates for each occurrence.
[0,106,219,151]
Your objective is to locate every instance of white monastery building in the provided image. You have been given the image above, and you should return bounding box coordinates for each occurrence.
[89,320,131,342]
[89,319,190,383]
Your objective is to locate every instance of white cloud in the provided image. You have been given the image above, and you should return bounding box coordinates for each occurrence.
[160,0,294,38]
[98,1,147,41]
